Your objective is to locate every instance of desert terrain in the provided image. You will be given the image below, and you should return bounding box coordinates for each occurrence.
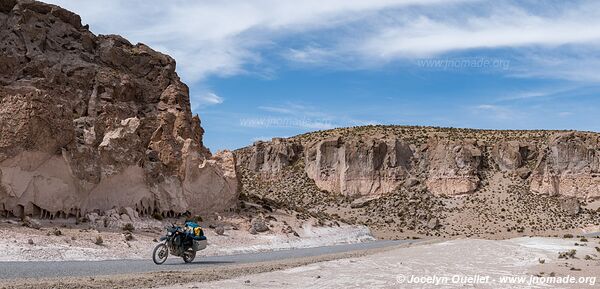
[1,1,600,288]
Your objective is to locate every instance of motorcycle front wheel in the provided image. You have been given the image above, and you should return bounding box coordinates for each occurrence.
[152,243,169,265]
[182,249,196,263]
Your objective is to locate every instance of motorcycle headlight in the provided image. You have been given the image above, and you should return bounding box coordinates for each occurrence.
[167,232,172,236]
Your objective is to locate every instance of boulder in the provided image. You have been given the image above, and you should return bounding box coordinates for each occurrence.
[560,198,580,216]
[22,216,41,229]
[250,216,269,233]
[85,213,99,224]
[120,207,138,221]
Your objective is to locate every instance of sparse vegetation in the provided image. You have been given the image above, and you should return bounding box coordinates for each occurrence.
[122,223,135,232]
[152,212,163,221]
[558,249,577,259]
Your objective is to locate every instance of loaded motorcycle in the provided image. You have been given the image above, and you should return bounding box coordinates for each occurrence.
[152,222,207,264]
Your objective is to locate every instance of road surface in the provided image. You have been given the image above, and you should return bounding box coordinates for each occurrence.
[0,240,411,279]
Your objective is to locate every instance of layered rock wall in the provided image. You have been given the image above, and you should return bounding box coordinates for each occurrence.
[530,132,600,200]
[0,0,238,218]
[236,129,600,201]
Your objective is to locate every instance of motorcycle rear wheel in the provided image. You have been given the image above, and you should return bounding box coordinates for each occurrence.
[152,243,169,265]
[182,249,196,263]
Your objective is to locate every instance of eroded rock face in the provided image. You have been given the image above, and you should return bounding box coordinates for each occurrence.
[491,141,530,171]
[306,137,413,197]
[425,139,482,196]
[236,138,303,174]
[530,132,600,200]
[236,128,600,201]
[0,1,238,218]
[239,136,414,197]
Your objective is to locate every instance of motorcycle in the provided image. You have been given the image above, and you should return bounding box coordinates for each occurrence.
[152,222,207,264]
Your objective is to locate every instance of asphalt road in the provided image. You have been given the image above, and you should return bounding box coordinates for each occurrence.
[0,240,410,280]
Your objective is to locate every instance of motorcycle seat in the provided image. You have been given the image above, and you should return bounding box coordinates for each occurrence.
[193,235,207,241]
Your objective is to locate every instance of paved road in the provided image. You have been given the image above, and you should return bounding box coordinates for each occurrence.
[583,231,600,238]
[0,240,410,279]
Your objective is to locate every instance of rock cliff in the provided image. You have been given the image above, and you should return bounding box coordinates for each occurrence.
[236,127,600,201]
[0,0,238,219]
[235,126,600,237]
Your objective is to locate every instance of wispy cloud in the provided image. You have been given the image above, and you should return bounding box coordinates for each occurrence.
[359,3,600,59]
[192,92,224,109]
[47,0,600,84]
[257,106,294,114]
[472,104,516,120]
[48,0,463,82]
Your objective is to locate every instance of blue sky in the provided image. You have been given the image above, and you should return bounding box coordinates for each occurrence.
[48,0,600,151]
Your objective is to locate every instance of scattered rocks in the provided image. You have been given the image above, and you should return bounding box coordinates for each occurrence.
[50,228,62,236]
[124,232,135,241]
[27,239,34,245]
[350,196,378,209]
[282,225,299,237]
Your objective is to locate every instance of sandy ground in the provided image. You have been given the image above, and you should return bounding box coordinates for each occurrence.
[0,215,373,261]
[159,236,600,289]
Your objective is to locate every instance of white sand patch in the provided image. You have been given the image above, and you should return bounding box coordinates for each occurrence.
[0,221,374,262]
[164,237,599,289]
[206,224,374,256]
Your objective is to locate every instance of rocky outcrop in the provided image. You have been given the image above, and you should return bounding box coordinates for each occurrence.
[0,0,238,218]
[236,138,302,174]
[236,127,600,201]
[530,132,600,200]
[425,139,482,196]
[491,141,530,171]
[238,136,413,197]
[304,137,413,196]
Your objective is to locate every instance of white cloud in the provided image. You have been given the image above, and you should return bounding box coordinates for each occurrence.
[558,112,573,117]
[472,104,515,120]
[284,46,337,65]
[46,0,600,84]
[258,106,294,114]
[363,19,597,59]
[45,0,470,82]
[195,92,224,107]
